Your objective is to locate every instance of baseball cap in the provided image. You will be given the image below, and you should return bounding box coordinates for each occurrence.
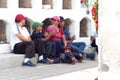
[51,16,60,22]
[32,22,44,29]
[59,16,65,21]
[15,14,27,21]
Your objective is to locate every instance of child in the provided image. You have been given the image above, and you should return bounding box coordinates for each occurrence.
[31,22,56,64]
[62,46,85,64]
[62,46,77,64]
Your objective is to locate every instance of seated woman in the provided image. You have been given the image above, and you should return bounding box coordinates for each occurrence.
[45,16,67,58]
[59,16,95,60]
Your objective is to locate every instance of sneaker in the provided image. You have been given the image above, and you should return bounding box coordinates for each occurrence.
[38,59,50,64]
[22,61,36,67]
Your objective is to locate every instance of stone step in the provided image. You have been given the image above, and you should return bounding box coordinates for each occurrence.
[0,44,11,54]
[0,53,98,70]
[0,53,38,70]
[0,44,98,70]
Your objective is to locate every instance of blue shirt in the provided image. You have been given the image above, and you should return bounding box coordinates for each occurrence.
[31,31,43,40]
[63,27,70,40]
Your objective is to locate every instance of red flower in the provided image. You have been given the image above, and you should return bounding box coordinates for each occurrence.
[91,7,96,16]
[95,20,98,24]
[80,0,84,3]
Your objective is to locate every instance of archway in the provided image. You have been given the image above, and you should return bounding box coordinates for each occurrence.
[79,17,91,37]
[0,20,7,44]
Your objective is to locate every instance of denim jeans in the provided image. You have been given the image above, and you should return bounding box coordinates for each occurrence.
[68,42,86,55]
[55,40,64,58]
[44,41,56,58]
[68,42,95,59]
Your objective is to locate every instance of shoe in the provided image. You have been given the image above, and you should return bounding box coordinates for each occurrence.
[38,59,50,64]
[86,53,95,60]
[53,57,62,63]
[71,58,76,64]
[90,53,95,60]
[22,61,36,67]
[78,58,84,63]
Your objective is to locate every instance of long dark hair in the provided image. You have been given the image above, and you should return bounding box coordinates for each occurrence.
[42,18,52,33]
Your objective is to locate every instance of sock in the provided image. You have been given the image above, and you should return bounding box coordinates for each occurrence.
[39,55,43,61]
[24,58,30,63]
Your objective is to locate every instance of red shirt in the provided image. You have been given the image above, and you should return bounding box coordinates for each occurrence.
[46,25,64,41]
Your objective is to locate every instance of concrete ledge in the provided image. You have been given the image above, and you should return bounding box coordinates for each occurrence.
[0,45,97,70]
[0,44,11,54]
[0,53,37,70]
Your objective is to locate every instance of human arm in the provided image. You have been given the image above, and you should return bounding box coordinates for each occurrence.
[61,35,67,47]
[16,34,31,41]
[67,35,76,44]
[41,31,55,42]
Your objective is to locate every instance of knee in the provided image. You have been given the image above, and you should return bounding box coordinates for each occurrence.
[81,42,86,47]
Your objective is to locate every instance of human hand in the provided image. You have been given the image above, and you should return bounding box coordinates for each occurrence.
[71,35,76,40]
[49,31,55,36]
[44,32,49,37]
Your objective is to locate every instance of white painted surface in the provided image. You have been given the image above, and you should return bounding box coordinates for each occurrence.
[0,0,95,53]
[99,0,120,76]
[0,44,11,53]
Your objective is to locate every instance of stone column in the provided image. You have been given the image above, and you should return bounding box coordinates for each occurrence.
[72,0,80,9]
[32,0,42,9]
[7,0,18,8]
[99,0,120,73]
[53,0,62,10]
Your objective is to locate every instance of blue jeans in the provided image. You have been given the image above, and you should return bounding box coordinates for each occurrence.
[68,42,86,55]
[68,42,95,59]
[44,41,56,59]
[55,40,64,58]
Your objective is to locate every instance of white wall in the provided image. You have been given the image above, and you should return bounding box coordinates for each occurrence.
[0,0,95,53]
[99,0,120,76]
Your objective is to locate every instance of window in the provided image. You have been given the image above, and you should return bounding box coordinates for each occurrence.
[0,20,6,44]
[19,0,32,8]
[0,0,7,8]
[42,0,53,9]
[63,0,72,9]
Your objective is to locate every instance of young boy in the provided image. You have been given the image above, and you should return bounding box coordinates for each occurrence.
[31,22,60,64]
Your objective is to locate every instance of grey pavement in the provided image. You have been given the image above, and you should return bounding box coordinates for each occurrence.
[0,60,97,80]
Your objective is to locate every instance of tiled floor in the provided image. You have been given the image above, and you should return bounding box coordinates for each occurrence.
[0,60,97,80]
